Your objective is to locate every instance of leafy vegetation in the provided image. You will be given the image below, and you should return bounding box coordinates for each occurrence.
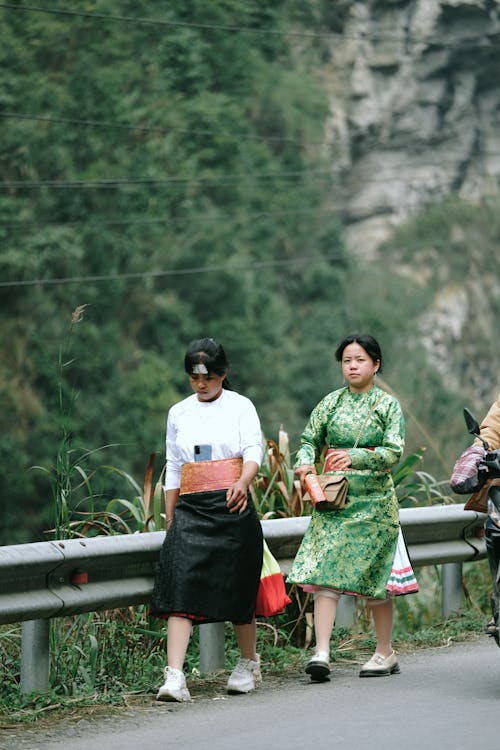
[0,1,348,543]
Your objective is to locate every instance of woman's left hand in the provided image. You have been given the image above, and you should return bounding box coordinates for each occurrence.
[226,480,249,513]
[325,449,352,470]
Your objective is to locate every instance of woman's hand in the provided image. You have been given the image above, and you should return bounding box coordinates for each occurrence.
[226,460,260,514]
[324,449,352,470]
[294,464,316,486]
[226,479,250,513]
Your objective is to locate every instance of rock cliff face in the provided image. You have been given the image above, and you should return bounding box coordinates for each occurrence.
[320,0,500,256]
[318,0,500,409]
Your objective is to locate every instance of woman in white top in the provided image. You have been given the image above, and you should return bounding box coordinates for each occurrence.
[151,338,264,702]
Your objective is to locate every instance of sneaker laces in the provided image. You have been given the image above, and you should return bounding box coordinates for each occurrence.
[233,658,258,674]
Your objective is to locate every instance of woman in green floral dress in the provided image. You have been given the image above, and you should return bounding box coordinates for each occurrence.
[288,333,418,681]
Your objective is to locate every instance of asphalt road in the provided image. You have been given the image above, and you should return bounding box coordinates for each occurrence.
[3,636,500,750]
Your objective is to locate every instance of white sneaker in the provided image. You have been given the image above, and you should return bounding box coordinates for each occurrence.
[227,655,262,694]
[156,666,191,702]
[305,651,331,681]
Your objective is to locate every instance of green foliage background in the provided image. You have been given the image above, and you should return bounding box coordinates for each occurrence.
[0,2,496,544]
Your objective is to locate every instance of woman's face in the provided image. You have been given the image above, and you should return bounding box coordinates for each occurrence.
[189,372,226,402]
[341,342,379,393]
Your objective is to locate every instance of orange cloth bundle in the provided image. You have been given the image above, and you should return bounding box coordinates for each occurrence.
[180,457,243,495]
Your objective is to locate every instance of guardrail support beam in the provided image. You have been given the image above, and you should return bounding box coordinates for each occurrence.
[21,619,50,695]
[335,595,356,629]
[199,622,225,672]
[441,563,464,617]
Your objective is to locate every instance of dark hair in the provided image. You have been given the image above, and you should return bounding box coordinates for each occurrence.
[184,337,233,389]
[334,333,383,372]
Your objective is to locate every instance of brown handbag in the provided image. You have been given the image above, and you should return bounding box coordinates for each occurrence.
[317,473,349,510]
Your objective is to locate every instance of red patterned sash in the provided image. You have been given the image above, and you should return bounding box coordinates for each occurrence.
[180,457,243,494]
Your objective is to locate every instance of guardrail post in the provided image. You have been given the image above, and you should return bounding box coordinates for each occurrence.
[335,595,356,629]
[441,563,464,617]
[199,622,225,672]
[21,619,50,695]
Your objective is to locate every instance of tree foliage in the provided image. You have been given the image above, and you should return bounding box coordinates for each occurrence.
[0,2,348,542]
[0,3,496,544]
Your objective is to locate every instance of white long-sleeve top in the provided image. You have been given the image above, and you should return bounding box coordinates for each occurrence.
[163,389,264,490]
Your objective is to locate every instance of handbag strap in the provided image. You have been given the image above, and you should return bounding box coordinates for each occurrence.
[352,397,381,449]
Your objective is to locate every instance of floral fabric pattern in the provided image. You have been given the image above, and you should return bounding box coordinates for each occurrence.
[288,386,405,599]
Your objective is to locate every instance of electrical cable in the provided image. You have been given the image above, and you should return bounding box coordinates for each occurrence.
[4,112,500,162]
[0,111,327,148]
[1,170,497,194]
[0,252,348,288]
[0,207,340,232]
[0,2,497,47]
[0,169,332,190]
[1,191,498,234]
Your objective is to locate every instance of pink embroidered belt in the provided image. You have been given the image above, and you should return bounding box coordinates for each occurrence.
[180,457,243,495]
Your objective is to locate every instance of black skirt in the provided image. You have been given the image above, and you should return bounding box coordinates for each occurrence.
[150,489,263,624]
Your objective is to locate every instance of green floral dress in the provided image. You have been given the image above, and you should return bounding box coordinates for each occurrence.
[287,385,404,599]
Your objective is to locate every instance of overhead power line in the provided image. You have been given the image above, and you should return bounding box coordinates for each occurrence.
[5,113,500,162]
[0,2,336,36]
[0,111,328,148]
[0,170,332,190]
[0,3,497,47]
[2,168,498,194]
[1,189,499,235]
[0,253,347,288]
[0,207,340,232]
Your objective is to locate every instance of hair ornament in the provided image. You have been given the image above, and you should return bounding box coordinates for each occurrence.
[192,363,208,375]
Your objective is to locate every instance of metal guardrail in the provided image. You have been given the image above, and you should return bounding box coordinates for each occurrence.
[0,504,487,694]
[0,532,163,625]
[0,505,486,625]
